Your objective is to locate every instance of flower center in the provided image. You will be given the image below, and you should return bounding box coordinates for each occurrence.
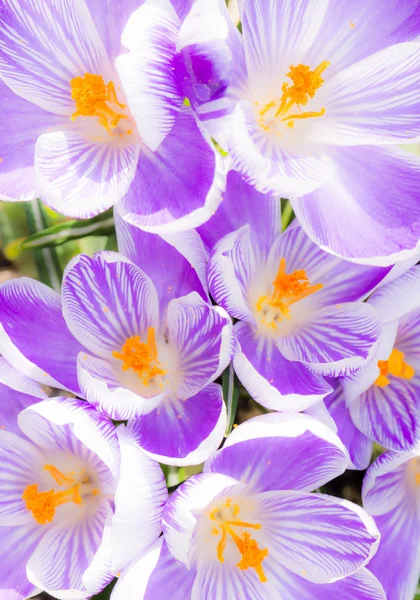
[70,73,132,136]
[257,61,329,132]
[210,498,268,583]
[375,348,415,387]
[22,464,99,525]
[256,257,323,328]
[112,327,167,386]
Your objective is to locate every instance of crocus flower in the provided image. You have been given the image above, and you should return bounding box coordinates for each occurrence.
[362,446,420,600]
[0,218,233,465]
[190,0,420,265]
[206,170,389,412]
[0,0,226,231]
[341,265,420,452]
[0,373,167,599]
[112,413,384,600]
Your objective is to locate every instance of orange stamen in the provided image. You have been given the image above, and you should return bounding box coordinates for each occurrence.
[375,348,415,387]
[112,327,167,385]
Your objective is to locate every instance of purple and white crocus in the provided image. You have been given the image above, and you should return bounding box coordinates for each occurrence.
[112,413,384,600]
[362,446,420,600]
[205,170,389,412]
[0,0,226,230]
[0,219,233,465]
[192,0,420,264]
[0,360,167,599]
[341,265,420,453]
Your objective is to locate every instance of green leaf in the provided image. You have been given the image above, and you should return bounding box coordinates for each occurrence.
[281,198,295,231]
[223,363,239,436]
[20,210,115,250]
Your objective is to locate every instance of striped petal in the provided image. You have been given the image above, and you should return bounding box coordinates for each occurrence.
[0,523,43,600]
[116,0,182,152]
[259,490,379,584]
[0,0,112,115]
[368,264,420,323]
[277,303,381,376]
[349,378,420,451]
[62,252,159,359]
[35,130,139,218]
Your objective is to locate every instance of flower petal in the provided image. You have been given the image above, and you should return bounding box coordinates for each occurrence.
[205,412,349,493]
[115,208,209,314]
[259,490,379,584]
[111,539,196,600]
[233,321,332,411]
[0,0,112,115]
[111,426,167,573]
[277,303,381,376]
[62,252,159,358]
[291,146,420,266]
[316,42,420,145]
[0,277,82,393]
[35,130,140,218]
[349,378,420,451]
[128,383,226,466]
[166,292,234,399]
[324,383,373,470]
[198,169,281,255]
[116,0,183,152]
[208,225,256,322]
[118,107,226,233]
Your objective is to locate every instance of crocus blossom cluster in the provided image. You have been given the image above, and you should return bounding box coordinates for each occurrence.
[0,0,420,599]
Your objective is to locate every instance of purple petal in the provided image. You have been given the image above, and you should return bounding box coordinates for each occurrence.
[366,491,420,600]
[324,383,373,469]
[115,208,208,314]
[233,321,332,411]
[0,0,112,115]
[291,146,420,266]
[267,564,386,600]
[0,79,62,201]
[111,426,167,573]
[35,130,139,218]
[0,277,82,393]
[277,303,380,376]
[318,42,420,145]
[349,378,420,451]
[208,225,256,322]
[368,264,420,323]
[166,293,234,399]
[324,383,373,470]
[118,107,226,233]
[115,0,183,152]
[0,523,43,600]
[111,539,195,600]
[198,169,281,254]
[62,252,159,358]
[259,490,379,583]
[128,383,226,466]
[205,412,348,493]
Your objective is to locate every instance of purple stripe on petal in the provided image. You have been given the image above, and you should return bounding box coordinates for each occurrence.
[0,523,43,600]
[368,265,420,324]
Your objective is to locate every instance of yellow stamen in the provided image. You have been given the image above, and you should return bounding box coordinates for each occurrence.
[112,327,167,385]
[210,498,268,583]
[256,258,323,327]
[22,482,82,525]
[70,73,128,134]
[375,348,415,387]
